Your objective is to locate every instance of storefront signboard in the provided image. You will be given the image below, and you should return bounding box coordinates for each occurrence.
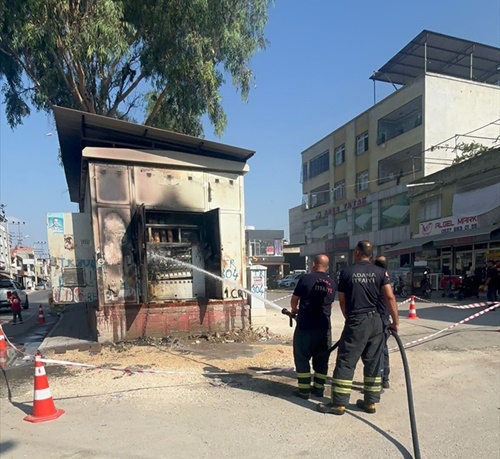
[418,216,479,237]
[325,236,350,253]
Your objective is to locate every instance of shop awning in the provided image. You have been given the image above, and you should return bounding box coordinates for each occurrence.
[384,235,435,255]
[430,224,500,247]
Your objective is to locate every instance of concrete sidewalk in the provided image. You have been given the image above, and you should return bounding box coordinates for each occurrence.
[39,303,99,353]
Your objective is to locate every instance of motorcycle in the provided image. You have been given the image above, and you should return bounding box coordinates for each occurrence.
[417,276,432,299]
[393,277,409,299]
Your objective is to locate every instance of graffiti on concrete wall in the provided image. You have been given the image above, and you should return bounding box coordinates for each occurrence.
[51,257,98,304]
[224,288,247,299]
[222,258,239,282]
[250,269,266,296]
[96,208,138,304]
[48,213,99,306]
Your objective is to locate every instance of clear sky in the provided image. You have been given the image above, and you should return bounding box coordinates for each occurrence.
[0,0,499,248]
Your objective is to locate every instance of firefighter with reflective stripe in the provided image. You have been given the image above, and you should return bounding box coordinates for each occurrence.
[290,254,336,400]
[374,256,391,389]
[317,240,398,416]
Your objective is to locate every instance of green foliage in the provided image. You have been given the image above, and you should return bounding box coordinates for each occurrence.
[0,0,273,136]
[452,142,490,164]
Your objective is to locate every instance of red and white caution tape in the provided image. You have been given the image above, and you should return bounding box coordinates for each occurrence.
[397,298,411,307]
[271,294,293,304]
[0,324,26,354]
[389,303,499,352]
[413,296,497,309]
[438,301,499,310]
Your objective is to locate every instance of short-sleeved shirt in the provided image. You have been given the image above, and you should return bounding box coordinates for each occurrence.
[293,272,336,330]
[487,267,498,287]
[10,297,21,312]
[338,261,390,316]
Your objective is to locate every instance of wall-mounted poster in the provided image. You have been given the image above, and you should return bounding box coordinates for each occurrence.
[354,204,373,234]
[380,194,410,229]
[47,213,64,234]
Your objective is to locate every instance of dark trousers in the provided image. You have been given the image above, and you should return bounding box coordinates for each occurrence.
[380,317,390,383]
[487,287,497,302]
[293,328,330,395]
[331,311,384,405]
[13,310,23,323]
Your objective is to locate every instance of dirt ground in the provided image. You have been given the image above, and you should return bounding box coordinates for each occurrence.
[1,295,499,459]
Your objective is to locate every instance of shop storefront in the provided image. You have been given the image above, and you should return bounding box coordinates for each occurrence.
[386,225,500,281]
[325,236,350,274]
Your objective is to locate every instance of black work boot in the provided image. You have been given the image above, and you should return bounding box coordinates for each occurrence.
[292,388,310,400]
[356,399,376,414]
[316,402,345,416]
[311,387,324,398]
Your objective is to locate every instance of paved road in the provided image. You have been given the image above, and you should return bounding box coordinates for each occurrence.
[0,290,498,459]
[0,290,58,362]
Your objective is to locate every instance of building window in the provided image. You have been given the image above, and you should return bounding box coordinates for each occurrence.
[301,163,308,182]
[334,145,345,166]
[378,143,423,185]
[333,180,346,200]
[356,132,369,155]
[377,96,422,145]
[310,184,330,209]
[309,151,330,178]
[419,197,441,222]
[356,170,369,192]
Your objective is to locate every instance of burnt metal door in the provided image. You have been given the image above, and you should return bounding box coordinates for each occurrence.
[132,204,148,304]
[202,208,222,299]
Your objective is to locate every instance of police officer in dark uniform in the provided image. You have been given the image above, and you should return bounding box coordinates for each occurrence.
[317,240,398,415]
[289,254,336,399]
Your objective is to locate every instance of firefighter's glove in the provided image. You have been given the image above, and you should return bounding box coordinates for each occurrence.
[387,322,399,334]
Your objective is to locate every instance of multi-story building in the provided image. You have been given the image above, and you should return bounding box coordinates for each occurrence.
[387,148,500,285]
[0,221,11,277]
[296,30,500,273]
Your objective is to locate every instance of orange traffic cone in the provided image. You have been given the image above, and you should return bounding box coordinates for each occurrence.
[407,295,418,319]
[38,305,46,325]
[0,349,7,369]
[0,326,8,351]
[24,353,64,423]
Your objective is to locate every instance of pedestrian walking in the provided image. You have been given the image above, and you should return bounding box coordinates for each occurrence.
[485,260,498,302]
[10,291,23,324]
[317,240,398,416]
[374,256,391,389]
[289,254,336,399]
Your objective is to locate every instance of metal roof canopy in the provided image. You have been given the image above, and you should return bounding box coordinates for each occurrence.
[371,30,500,86]
[53,106,255,203]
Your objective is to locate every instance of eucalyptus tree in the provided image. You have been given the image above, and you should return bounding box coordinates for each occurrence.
[0,0,273,136]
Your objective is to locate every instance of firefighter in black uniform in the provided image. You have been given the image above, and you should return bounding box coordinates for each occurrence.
[317,240,398,415]
[374,256,391,389]
[289,254,336,399]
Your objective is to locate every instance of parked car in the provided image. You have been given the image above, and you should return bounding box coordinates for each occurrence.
[0,278,29,310]
[277,275,294,288]
[36,281,47,290]
[280,272,304,289]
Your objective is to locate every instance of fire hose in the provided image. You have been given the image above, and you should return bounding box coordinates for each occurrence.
[281,308,421,459]
[281,308,340,354]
